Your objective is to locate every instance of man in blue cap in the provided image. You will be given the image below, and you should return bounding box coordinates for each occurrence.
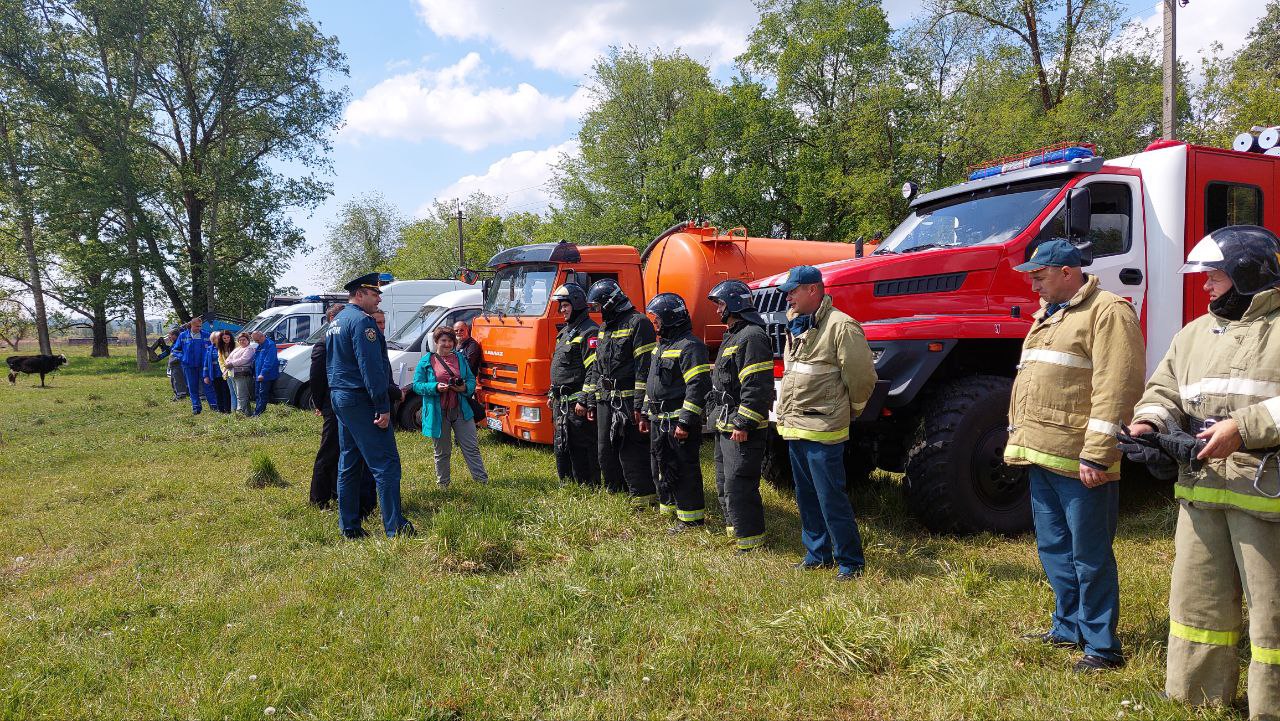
[1005,238,1143,672]
[775,265,876,581]
[326,272,414,539]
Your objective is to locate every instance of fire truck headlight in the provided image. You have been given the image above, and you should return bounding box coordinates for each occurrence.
[519,406,541,423]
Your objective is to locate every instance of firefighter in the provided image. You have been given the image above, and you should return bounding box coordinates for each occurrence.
[549,283,601,486]
[1005,238,1145,671]
[642,293,711,531]
[1123,225,1280,718]
[706,280,775,552]
[584,278,658,504]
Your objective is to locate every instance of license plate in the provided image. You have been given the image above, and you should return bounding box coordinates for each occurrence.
[486,417,503,431]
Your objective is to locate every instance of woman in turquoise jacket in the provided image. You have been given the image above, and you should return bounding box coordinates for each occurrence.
[413,327,489,487]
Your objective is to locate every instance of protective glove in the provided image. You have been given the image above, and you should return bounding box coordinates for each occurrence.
[1115,433,1178,480]
[1115,425,1204,478]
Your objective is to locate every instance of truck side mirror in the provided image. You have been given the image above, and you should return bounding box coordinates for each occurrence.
[1066,186,1091,240]
[459,268,479,285]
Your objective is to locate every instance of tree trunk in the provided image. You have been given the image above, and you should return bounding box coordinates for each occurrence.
[0,111,52,355]
[122,213,150,370]
[206,197,217,319]
[90,301,109,358]
[186,191,207,319]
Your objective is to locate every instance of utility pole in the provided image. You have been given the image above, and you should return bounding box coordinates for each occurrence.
[454,201,466,271]
[1162,0,1179,139]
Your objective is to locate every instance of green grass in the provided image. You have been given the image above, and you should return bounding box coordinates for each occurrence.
[0,349,1244,719]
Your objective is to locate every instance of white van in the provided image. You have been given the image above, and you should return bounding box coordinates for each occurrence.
[272,287,482,411]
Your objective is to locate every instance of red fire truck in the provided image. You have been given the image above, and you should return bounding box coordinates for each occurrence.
[751,139,1280,534]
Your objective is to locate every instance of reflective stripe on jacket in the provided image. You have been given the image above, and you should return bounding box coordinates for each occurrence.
[586,309,656,406]
[1005,274,1145,479]
[1132,288,1280,519]
[776,295,876,444]
[644,331,710,427]
[551,312,599,401]
[708,321,775,432]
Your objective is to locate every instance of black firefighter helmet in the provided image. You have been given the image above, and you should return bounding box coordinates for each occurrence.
[551,283,588,313]
[1180,225,1280,295]
[586,278,634,318]
[645,292,692,337]
[707,279,765,326]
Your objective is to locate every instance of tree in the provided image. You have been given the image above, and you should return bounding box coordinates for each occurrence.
[319,192,404,288]
[391,194,546,280]
[0,287,33,350]
[0,85,52,354]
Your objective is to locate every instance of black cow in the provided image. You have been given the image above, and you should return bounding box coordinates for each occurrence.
[6,354,68,387]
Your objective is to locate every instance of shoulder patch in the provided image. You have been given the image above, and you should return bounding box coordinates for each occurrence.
[588,337,598,349]
[365,328,377,342]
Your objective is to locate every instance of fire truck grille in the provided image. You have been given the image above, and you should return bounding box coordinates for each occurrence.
[752,287,789,357]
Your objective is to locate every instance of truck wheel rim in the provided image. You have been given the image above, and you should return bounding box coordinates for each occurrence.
[973,427,1025,510]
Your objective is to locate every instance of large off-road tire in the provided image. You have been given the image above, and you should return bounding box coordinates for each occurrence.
[296,385,315,411]
[903,374,1031,535]
[398,395,423,433]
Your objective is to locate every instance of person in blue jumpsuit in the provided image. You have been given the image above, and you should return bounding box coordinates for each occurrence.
[325,272,414,539]
[251,330,279,416]
[173,317,210,414]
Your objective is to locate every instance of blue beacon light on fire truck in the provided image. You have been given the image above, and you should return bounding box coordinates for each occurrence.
[967,145,1095,181]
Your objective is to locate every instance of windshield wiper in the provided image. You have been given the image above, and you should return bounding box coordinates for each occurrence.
[898,242,960,254]
[386,340,404,350]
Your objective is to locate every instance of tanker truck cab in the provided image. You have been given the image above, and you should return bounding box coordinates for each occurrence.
[753,140,1280,535]
[470,242,644,443]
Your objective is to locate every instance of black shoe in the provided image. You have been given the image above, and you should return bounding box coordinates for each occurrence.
[1073,654,1125,672]
[835,567,864,581]
[1021,631,1078,649]
[667,520,704,535]
[395,521,416,538]
[792,560,835,570]
[342,528,369,540]
[736,547,757,555]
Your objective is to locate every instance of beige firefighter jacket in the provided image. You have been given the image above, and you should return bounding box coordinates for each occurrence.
[1005,274,1145,479]
[777,295,877,444]
[1132,288,1280,520]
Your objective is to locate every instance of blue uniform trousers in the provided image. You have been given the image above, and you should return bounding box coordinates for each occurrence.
[253,379,274,416]
[181,365,206,414]
[1029,465,1122,661]
[332,389,406,537]
[789,439,865,574]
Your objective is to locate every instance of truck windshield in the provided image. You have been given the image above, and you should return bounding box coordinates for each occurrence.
[303,321,329,345]
[484,263,557,317]
[387,304,443,349]
[875,180,1065,254]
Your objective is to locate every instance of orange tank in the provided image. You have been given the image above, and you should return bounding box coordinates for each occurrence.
[642,224,860,346]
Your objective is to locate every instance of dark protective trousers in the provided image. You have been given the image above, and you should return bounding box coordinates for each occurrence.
[715,430,766,549]
[653,421,705,523]
[553,399,599,486]
[332,389,407,537]
[789,439,864,574]
[311,406,377,516]
[181,365,205,414]
[1029,465,1122,662]
[596,399,655,500]
[209,377,231,414]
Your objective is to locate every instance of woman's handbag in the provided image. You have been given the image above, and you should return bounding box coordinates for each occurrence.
[432,353,486,420]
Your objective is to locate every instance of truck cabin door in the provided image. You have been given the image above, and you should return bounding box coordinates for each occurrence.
[1187,152,1274,323]
[1034,176,1147,320]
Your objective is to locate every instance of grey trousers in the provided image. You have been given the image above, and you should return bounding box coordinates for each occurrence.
[168,359,188,398]
[230,375,254,414]
[432,416,489,485]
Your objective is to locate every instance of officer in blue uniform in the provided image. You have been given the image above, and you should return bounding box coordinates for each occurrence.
[325,272,414,539]
[173,317,210,414]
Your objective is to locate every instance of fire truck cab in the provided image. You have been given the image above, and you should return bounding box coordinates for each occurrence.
[752,140,1280,534]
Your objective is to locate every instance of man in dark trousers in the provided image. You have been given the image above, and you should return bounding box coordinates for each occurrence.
[309,303,346,508]
[454,320,482,375]
[584,278,657,504]
[706,280,775,552]
[326,272,413,539]
[642,293,711,531]
[549,283,600,486]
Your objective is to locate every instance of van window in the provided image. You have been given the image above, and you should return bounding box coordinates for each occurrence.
[1205,182,1262,233]
[1035,182,1132,257]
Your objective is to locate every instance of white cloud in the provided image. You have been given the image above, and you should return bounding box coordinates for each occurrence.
[423,140,581,216]
[1135,0,1260,61]
[341,53,590,151]
[414,0,758,76]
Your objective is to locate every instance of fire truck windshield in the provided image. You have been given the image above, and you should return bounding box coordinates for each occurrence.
[875,180,1065,254]
[484,262,558,317]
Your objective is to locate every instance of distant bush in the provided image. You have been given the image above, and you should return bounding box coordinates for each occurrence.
[245,451,287,489]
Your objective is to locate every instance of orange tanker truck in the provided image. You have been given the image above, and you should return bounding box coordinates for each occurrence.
[467,222,858,444]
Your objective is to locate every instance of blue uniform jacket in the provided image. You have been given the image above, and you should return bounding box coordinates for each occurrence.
[254,337,279,381]
[174,328,211,368]
[325,305,392,414]
[203,345,224,381]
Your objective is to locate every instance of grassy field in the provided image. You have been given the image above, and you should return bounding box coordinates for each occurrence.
[0,348,1244,719]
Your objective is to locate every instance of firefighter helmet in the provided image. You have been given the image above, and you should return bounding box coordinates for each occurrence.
[707,279,765,326]
[645,292,692,337]
[551,283,588,313]
[586,278,633,318]
[1180,225,1280,295]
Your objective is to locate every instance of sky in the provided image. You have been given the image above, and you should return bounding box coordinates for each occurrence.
[281,0,1267,295]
